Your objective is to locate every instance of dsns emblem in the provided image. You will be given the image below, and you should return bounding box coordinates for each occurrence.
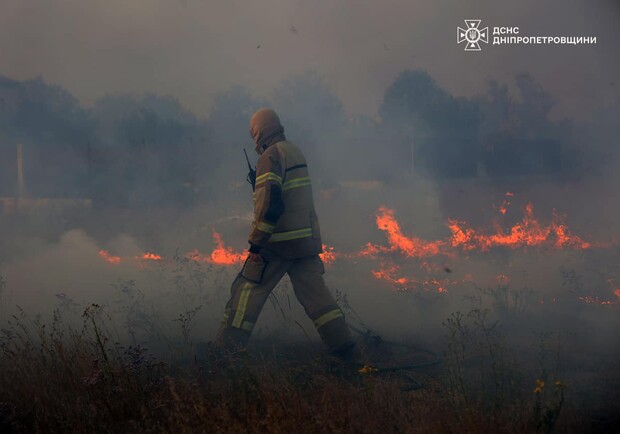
[457,20,489,51]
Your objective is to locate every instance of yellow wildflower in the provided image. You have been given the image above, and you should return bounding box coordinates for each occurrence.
[534,379,545,394]
[358,365,379,375]
[554,380,565,389]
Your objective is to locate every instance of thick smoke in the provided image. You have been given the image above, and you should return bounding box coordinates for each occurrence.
[0,4,618,430]
[0,0,619,352]
[0,68,618,342]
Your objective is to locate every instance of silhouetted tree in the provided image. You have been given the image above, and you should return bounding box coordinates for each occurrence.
[380,70,480,178]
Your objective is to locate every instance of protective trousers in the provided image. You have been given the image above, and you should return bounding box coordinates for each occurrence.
[215,249,353,354]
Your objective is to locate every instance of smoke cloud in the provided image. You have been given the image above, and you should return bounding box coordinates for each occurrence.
[0,1,618,366]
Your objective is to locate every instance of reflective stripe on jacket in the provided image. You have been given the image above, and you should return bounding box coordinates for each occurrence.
[248,140,322,259]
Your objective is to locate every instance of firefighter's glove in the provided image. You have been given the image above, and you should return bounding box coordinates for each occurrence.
[248,244,262,262]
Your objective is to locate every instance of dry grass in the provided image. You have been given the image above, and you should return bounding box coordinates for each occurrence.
[0,303,617,433]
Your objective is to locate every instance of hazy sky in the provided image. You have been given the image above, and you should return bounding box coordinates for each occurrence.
[0,0,618,121]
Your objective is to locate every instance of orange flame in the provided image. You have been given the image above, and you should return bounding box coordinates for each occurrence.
[159,232,243,267]
[448,203,590,251]
[366,203,594,293]
[140,252,162,261]
[209,231,245,265]
[94,200,616,304]
[98,250,121,264]
[374,206,445,257]
[372,264,410,286]
[371,262,458,294]
[356,242,388,258]
[498,191,513,215]
[496,274,511,285]
[320,244,337,264]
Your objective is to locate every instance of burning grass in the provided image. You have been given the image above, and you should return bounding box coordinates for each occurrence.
[92,200,618,305]
[1,196,619,432]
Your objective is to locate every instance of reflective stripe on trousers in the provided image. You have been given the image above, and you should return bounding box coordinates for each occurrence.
[216,253,352,352]
[231,282,255,332]
[313,308,344,328]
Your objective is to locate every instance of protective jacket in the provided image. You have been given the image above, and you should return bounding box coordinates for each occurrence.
[248,140,323,259]
[215,108,353,357]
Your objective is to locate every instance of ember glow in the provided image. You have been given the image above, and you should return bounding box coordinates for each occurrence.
[496,274,511,285]
[320,244,337,264]
[578,296,614,305]
[98,249,121,264]
[372,264,410,286]
[140,253,162,261]
[370,263,462,294]
[498,191,513,215]
[356,242,388,258]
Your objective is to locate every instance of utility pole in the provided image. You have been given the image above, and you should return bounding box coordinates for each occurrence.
[410,132,414,178]
[16,143,24,199]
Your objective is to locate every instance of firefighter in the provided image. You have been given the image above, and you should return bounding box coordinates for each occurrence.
[215,108,355,360]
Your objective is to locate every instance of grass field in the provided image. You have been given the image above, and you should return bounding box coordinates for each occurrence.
[0,297,618,433]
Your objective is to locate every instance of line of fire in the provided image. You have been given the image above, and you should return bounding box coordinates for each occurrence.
[98,197,618,306]
[1,140,618,307]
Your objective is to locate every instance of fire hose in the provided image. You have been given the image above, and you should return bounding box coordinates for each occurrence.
[267,291,440,390]
[348,323,440,391]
